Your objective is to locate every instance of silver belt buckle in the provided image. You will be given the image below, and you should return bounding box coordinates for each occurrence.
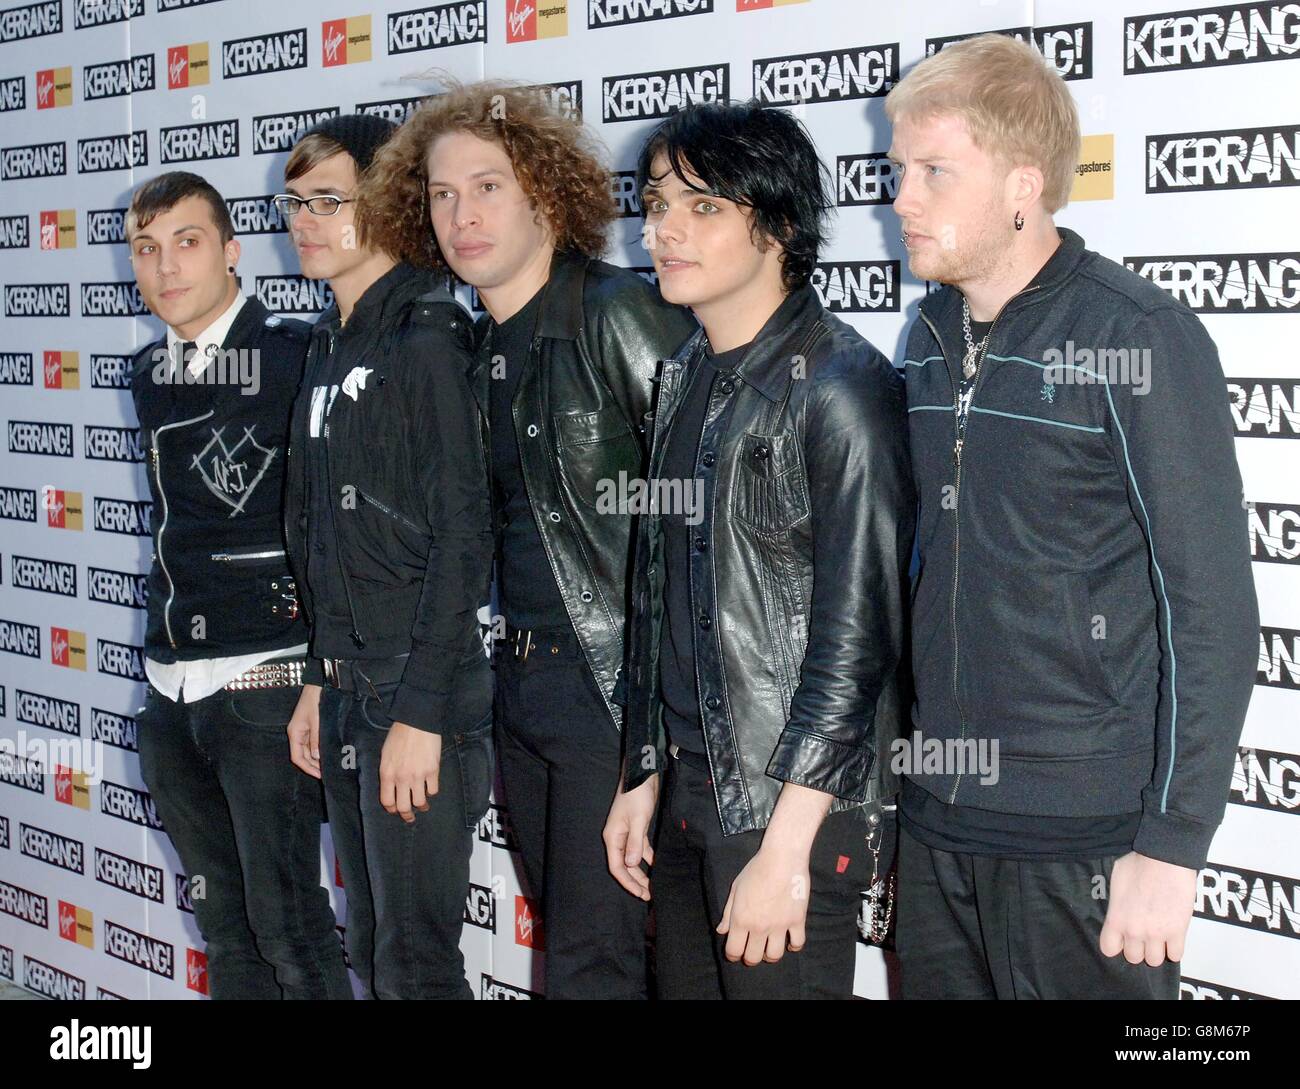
[668,742,682,761]
[322,658,343,688]
[513,629,534,662]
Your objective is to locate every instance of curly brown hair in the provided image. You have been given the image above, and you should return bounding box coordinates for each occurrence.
[355,77,616,270]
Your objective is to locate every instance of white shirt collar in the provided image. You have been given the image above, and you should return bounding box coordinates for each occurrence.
[166,292,247,377]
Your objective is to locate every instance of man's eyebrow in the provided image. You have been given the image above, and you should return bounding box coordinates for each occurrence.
[283,184,347,196]
[640,183,722,199]
[171,224,206,234]
[427,168,506,186]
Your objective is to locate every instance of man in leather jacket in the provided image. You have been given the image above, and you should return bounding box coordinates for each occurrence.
[281,115,494,999]
[356,81,696,998]
[605,102,916,998]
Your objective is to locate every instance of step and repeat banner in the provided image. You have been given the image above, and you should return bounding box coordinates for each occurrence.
[0,0,1296,1000]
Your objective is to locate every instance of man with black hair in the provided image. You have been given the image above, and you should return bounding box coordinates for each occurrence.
[127,171,350,999]
[281,115,494,1000]
[606,102,916,999]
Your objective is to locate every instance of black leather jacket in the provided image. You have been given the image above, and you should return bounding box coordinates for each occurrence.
[467,250,697,730]
[623,285,916,835]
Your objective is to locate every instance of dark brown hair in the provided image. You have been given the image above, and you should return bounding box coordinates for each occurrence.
[126,171,235,244]
[356,78,615,269]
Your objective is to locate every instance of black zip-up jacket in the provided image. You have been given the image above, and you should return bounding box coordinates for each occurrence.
[623,285,916,835]
[130,296,309,661]
[284,263,492,735]
[903,227,1259,870]
[466,250,697,730]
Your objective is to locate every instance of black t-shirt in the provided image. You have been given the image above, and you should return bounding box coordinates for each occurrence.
[901,253,1140,859]
[659,340,749,755]
[482,286,570,631]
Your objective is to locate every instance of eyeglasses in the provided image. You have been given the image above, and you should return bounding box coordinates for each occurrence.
[272,194,354,217]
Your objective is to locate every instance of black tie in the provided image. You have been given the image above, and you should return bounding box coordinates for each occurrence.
[174,340,196,380]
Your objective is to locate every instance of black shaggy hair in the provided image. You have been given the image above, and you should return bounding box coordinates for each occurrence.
[635,100,833,293]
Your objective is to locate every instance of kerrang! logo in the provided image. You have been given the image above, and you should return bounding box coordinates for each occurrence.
[95,847,163,902]
[74,0,145,29]
[588,0,712,29]
[1125,253,1300,312]
[1147,126,1300,193]
[602,64,728,122]
[24,957,84,1001]
[1125,3,1300,74]
[1196,861,1300,938]
[1231,745,1300,812]
[0,2,62,44]
[103,920,174,977]
[100,781,163,828]
[386,2,487,54]
[97,639,146,681]
[751,45,898,105]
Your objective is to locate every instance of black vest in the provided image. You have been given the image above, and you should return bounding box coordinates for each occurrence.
[130,296,310,661]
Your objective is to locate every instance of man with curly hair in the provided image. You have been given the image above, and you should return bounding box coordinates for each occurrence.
[357,81,696,999]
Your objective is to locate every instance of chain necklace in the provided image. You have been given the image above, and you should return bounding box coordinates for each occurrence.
[960,295,990,381]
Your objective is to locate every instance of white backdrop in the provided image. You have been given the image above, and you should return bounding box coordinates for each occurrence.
[0,0,1296,1000]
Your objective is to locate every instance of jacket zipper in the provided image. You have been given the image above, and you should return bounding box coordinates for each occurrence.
[357,488,424,535]
[919,286,1039,804]
[322,329,366,649]
[151,409,216,648]
[211,548,286,562]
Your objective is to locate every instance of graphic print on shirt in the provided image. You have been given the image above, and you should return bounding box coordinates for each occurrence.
[341,365,373,401]
[308,384,340,438]
[189,424,278,517]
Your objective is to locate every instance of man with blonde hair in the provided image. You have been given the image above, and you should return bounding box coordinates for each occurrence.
[886,34,1257,999]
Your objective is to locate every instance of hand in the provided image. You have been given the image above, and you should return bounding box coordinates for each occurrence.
[603,773,659,900]
[287,684,323,778]
[718,843,812,966]
[379,722,442,824]
[1099,851,1198,967]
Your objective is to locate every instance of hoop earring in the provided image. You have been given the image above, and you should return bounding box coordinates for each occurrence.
[1014,211,1024,231]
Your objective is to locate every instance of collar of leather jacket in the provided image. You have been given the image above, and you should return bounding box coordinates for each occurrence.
[916,225,1088,328]
[533,247,588,341]
[670,281,826,403]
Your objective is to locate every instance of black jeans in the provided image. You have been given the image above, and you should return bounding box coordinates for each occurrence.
[895,823,1181,999]
[135,682,351,1000]
[652,753,883,999]
[494,629,648,999]
[318,680,492,1000]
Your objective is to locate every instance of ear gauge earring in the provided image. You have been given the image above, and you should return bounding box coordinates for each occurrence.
[228,265,236,274]
[1014,211,1025,231]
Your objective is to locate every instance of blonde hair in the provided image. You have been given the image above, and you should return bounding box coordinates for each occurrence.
[885,34,1080,213]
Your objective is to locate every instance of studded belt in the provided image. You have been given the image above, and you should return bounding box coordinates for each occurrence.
[224,658,306,691]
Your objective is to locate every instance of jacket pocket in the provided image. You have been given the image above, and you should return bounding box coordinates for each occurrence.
[731,430,809,535]
[553,404,641,511]
[1078,570,1122,707]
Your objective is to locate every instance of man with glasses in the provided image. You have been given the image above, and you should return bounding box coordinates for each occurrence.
[280,115,495,999]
